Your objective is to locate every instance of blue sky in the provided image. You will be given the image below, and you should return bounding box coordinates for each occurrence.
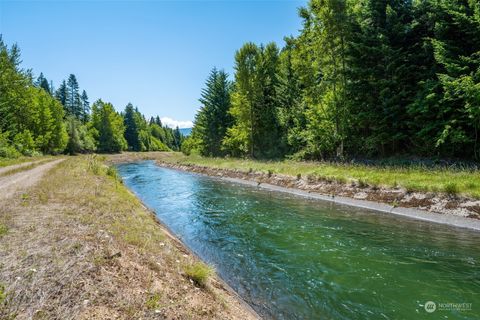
[0,0,305,127]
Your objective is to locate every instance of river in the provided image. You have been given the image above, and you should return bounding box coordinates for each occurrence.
[117,161,480,320]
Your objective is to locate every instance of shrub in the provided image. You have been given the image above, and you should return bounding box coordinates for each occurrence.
[0,146,20,159]
[13,130,36,155]
[184,262,214,287]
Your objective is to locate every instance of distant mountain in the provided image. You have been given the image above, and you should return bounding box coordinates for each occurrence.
[179,128,192,136]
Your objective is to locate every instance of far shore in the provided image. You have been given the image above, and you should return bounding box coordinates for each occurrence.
[106,151,480,232]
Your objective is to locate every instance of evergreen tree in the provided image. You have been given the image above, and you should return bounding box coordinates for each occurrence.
[81,90,90,123]
[123,103,141,151]
[55,80,67,107]
[66,74,81,118]
[193,68,233,156]
[35,72,51,94]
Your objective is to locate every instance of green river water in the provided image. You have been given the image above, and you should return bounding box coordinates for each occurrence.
[117,161,480,320]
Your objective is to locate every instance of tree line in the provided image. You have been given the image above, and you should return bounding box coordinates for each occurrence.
[184,0,480,161]
[0,37,184,157]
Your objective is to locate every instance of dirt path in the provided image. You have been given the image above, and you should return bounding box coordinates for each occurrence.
[0,159,64,200]
[0,159,50,176]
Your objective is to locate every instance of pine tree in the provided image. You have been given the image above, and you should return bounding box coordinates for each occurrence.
[66,74,81,118]
[80,90,90,123]
[35,72,51,94]
[193,68,233,156]
[123,103,141,151]
[55,80,67,107]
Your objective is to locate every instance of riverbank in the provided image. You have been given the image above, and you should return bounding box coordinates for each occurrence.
[107,152,480,227]
[0,156,258,319]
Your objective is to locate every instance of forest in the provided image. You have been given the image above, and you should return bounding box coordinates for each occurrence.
[0,37,184,157]
[184,0,480,161]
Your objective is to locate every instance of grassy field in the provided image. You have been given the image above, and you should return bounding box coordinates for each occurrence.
[0,155,256,319]
[158,153,480,198]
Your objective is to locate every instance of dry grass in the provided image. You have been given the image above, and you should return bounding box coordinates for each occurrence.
[0,156,257,320]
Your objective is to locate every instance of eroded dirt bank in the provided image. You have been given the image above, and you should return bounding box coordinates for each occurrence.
[156,161,480,222]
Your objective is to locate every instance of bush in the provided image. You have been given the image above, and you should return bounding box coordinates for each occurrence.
[13,130,36,155]
[181,136,201,156]
[0,131,20,158]
[184,262,214,287]
[0,146,21,159]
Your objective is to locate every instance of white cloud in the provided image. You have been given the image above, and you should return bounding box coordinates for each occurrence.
[160,117,193,129]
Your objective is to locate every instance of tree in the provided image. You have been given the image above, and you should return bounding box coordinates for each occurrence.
[80,90,90,123]
[55,80,67,107]
[66,74,81,118]
[35,72,51,94]
[65,116,96,154]
[192,68,233,156]
[0,38,67,156]
[276,37,306,156]
[300,0,351,159]
[91,99,127,152]
[123,103,141,151]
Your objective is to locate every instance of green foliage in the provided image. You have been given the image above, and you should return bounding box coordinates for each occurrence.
[190,68,233,157]
[0,39,68,157]
[123,103,142,151]
[91,100,127,153]
[106,165,121,182]
[181,135,201,155]
[183,262,215,287]
[443,182,459,196]
[13,130,36,155]
[188,0,480,162]
[65,116,96,154]
[222,42,283,158]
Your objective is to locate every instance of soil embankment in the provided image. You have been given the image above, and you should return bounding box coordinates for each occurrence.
[157,161,480,230]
